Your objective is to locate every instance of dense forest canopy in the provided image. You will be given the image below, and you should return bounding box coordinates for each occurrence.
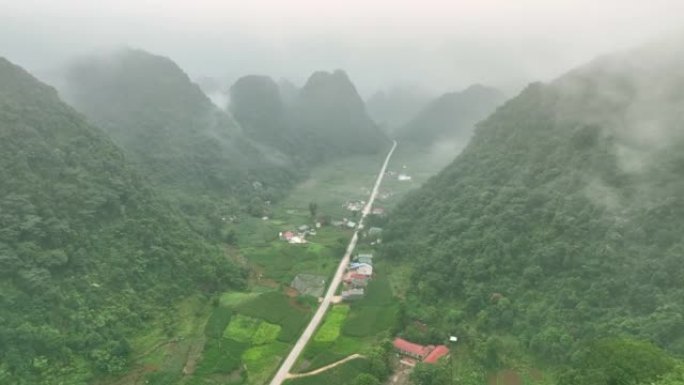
[383,40,684,377]
[0,57,246,384]
[60,49,301,222]
[397,84,505,145]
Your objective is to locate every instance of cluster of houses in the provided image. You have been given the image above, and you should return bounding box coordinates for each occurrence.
[392,337,450,366]
[385,169,412,182]
[341,253,374,301]
[344,199,365,213]
[279,224,317,244]
[330,218,358,229]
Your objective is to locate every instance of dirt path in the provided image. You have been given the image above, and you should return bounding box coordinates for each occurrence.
[285,354,365,379]
[268,140,397,385]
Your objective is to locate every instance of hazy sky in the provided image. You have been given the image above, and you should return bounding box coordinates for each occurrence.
[2,0,683,96]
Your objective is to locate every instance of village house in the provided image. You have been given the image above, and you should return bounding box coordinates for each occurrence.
[345,200,365,212]
[279,231,295,241]
[291,274,326,297]
[341,288,365,301]
[393,338,450,365]
[349,262,372,276]
[367,227,382,238]
[343,272,369,287]
[424,345,450,364]
[393,338,432,360]
[355,253,373,265]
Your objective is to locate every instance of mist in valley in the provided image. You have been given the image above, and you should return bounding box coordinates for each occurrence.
[3,2,684,385]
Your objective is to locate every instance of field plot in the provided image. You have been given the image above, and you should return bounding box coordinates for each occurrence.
[314,305,350,342]
[277,152,386,218]
[295,275,399,374]
[342,276,399,338]
[285,358,372,385]
[184,290,314,385]
[235,291,312,343]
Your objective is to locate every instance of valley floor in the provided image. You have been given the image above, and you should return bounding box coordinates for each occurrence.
[96,142,457,385]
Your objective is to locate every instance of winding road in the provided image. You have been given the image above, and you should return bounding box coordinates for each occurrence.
[268,140,397,385]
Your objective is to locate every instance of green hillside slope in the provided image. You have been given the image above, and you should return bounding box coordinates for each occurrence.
[0,57,245,384]
[397,84,505,145]
[383,41,684,382]
[62,49,300,224]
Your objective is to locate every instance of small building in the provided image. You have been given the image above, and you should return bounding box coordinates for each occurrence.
[398,174,412,181]
[371,207,385,215]
[279,231,295,241]
[355,253,373,265]
[343,273,369,287]
[291,274,326,297]
[393,338,432,360]
[341,288,365,301]
[393,338,450,364]
[349,262,373,276]
[289,236,306,244]
[424,345,450,364]
[368,227,383,238]
[346,221,357,229]
[298,225,310,232]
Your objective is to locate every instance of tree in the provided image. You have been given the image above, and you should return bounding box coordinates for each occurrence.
[352,373,381,385]
[558,338,675,385]
[308,202,318,219]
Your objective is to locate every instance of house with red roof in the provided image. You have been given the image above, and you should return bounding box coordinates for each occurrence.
[424,345,450,364]
[393,338,432,360]
[393,338,450,364]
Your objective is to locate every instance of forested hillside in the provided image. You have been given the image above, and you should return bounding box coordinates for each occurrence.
[294,70,389,159]
[383,41,684,382]
[229,70,390,162]
[229,75,296,153]
[0,58,246,384]
[61,49,301,225]
[397,84,505,145]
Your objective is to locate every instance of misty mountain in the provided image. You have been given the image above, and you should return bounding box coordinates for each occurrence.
[0,58,246,383]
[383,40,684,376]
[60,49,301,222]
[229,70,390,162]
[397,84,505,145]
[291,70,390,158]
[229,75,292,150]
[365,86,432,134]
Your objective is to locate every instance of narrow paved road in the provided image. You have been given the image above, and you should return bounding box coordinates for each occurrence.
[269,140,397,385]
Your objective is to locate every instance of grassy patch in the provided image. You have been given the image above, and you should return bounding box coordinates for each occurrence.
[342,305,399,338]
[243,239,341,284]
[242,342,290,385]
[223,314,261,342]
[341,275,399,338]
[314,305,350,342]
[236,291,312,343]
[299,336,367,371]
[252,322,282,345]
[220,291,260,308]
[194,338,248,376]
[285,358,371,385]
[205,306,233,339]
